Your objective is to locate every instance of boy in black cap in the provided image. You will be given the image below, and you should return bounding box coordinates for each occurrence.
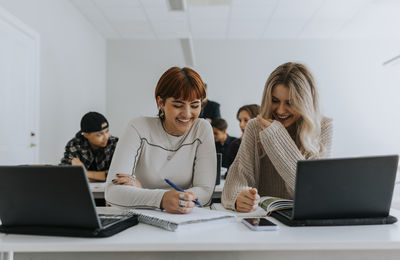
[60,112,118,182]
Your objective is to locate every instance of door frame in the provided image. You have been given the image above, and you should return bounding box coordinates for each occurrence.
[0,5,40,163]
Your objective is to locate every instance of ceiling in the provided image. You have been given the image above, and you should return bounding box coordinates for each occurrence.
[70,0,400,39]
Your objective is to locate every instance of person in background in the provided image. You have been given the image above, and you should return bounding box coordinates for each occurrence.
[105,67,216,214]
[225,104,260,174]
[60,112,118,182]
[211,118,237,168]
[199,83,221,123]
[222,62,333,212]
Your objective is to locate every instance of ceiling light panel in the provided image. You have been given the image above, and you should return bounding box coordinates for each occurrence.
[94,0,141,8]
[101,7,146,21]
[188,6,230,20]
[230,5,275,21]
[145,7,187,21]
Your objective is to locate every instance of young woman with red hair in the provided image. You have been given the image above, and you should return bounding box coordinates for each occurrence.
[106,67,216,214]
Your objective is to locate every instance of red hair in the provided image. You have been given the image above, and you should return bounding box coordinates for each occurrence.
[155,67,206,103]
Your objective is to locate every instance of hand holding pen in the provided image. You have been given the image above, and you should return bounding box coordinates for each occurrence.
[161,178,203,214]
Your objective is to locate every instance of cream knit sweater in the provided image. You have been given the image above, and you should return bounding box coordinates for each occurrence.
[221,117,333,210]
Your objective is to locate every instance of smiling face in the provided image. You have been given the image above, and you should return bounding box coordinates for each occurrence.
[270,84,300,128]
[157,96,202,136]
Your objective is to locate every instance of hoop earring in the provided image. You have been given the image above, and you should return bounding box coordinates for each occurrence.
[159,108,165,119]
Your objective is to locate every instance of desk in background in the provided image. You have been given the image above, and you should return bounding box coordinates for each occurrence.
[1,208,400,260]
[89,168,227,200]
[89,182,106,199]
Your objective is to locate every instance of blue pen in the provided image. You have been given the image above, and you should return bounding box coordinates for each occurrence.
[164,178,203,207]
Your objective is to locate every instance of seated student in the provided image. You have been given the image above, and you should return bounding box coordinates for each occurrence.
[211,118,237,168]
[105,67,216,214]
[222,62,333,212]
[199,83,221,123]
[225,104,260,173]
[60,112,118,182]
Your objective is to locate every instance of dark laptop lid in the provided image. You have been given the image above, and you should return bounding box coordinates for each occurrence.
[292,155,399,220]
[0,165,101,229]
[216,153,222,185]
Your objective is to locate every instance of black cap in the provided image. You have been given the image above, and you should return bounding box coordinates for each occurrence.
[80,112,109,133]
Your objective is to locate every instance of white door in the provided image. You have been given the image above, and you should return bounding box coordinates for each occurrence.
[0,6,39,165]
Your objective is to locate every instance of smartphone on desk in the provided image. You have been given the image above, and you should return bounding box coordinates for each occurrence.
[241,218,279,231]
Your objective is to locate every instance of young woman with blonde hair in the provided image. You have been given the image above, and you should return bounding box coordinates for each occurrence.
[222,62,333,212]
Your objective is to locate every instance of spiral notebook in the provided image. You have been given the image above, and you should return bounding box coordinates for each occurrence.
[130,207,236,231]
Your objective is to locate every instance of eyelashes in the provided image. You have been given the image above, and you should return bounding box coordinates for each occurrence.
[173,105,200,109]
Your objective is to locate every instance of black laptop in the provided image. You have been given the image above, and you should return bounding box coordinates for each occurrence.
[0,165,138,237]
[216,153,222,185]
[271,155,399,226]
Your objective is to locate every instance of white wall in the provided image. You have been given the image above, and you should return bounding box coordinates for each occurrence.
[107,40,185,133]
[107,39,400,158]
[0,0,106,163]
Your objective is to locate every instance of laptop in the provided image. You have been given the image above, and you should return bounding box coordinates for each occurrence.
[271,155,399,226]
[216,153,222,185]
[0,165,138,237]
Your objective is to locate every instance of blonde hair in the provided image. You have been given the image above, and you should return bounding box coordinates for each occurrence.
[260,62,322,158]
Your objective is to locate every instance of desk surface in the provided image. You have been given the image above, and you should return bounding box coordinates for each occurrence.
[1,208,400,253]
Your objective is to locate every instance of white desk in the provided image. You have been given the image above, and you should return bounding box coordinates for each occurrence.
[1,208,400,260]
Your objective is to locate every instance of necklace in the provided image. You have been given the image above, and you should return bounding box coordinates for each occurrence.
[161,120,192,160]
[165,132,177,160]
[161,122,181,161]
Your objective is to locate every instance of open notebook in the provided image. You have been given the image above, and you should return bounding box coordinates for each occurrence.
[129,207,236,231]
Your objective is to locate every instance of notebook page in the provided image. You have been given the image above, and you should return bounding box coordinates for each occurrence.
[129,207,234,225]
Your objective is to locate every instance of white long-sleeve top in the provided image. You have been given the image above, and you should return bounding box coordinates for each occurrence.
[105,117,217,209]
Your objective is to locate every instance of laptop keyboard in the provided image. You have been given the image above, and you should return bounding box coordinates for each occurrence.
[99,214,125,228]
[276,208,293,219]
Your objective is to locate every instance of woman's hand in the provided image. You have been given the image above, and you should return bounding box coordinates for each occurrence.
[112,174,142,188]
[161,190,196,214]
[235,188,260,212]
[257,115,273,130]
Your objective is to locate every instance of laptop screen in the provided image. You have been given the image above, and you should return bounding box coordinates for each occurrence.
[292,155,398,220]
[0,165,101,229]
